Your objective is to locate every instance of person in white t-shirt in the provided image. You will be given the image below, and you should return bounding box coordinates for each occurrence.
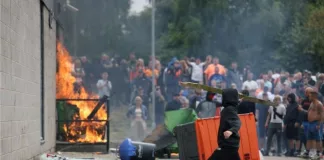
[264,96,286,156]
[187,57,205,83]
[272,69,281,80]
[242,73,258,93]
[96,71,112,98]
[257,86,275,102]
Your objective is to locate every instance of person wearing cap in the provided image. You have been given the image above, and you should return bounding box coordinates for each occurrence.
[165,60,182,102]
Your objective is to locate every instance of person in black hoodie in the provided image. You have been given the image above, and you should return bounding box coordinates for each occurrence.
[208,89,241,160]
[284,93,300,156]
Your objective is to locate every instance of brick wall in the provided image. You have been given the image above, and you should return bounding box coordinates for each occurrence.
[1,0,56,159]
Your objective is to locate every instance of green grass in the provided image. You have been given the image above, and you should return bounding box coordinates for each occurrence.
[109,106,131,142]
[109,104,155,143]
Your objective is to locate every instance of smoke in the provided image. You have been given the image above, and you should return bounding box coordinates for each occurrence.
[152,0,308,74]
[198,0,287,73]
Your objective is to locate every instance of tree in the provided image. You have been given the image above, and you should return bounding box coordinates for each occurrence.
[59,0,130,59]
[58,0,324,72]
[153,0,324,73]
[120,0,177,62]
[158,0,286,73]
[277,0,324,72]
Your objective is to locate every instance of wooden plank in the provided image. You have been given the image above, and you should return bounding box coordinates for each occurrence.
[180,82,276,106]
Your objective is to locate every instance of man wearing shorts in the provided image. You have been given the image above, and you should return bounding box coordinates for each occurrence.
[296,87,313,156]
[284,93,300,156]
[299,91,324,159]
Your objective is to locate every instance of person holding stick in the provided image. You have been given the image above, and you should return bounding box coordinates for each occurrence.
[208,89,241,160]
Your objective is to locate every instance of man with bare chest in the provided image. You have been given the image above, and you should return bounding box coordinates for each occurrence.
[299,91,324,159]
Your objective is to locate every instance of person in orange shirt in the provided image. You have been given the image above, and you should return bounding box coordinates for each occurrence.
[145,61,159,84]
[255,80,265,97]
[204,57,226,84]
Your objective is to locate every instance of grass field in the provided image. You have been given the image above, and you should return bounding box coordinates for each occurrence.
[109,105,155,143]
[109,106,131,142]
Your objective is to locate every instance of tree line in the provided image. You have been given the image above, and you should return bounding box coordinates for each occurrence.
[58,0,324,74]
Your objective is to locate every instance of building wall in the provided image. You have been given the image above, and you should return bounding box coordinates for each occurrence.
[1,0,56,159]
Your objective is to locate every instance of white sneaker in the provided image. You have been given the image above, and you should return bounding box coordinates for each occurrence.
[310,154,320,160]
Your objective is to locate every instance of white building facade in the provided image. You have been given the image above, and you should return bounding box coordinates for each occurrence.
[1,0,57,159]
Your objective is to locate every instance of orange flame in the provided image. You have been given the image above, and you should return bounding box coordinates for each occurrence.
[56,41,107,143]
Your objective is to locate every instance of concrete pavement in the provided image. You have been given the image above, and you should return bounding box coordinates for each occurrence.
[159,157,310,160]
[52,152,306,160]
[160,157,312,160]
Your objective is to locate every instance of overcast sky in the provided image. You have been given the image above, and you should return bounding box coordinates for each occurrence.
[130,0,149,14]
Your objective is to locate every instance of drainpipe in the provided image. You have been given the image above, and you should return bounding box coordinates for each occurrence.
[40,0,45,144]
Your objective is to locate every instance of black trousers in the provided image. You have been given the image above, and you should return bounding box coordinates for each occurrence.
[208,148,240,160]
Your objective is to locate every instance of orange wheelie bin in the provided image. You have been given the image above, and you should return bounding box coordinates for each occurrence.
[195,113,259,160]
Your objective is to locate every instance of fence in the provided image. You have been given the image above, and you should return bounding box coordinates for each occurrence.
[55,98,110,153]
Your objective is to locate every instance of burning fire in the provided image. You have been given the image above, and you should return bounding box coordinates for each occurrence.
[56,41,107,143]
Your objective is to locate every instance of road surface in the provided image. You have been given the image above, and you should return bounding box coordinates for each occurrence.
[52,152,313,160]
[264,157,300,160]
[159,157,308,160]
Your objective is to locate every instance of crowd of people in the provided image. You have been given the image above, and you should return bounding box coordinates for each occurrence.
[70,52,324,158]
